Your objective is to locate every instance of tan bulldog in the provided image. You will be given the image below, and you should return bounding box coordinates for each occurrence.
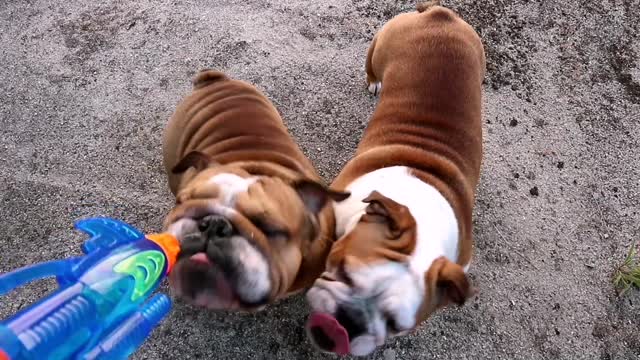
[163,70,349,311]
[305,2,486,356]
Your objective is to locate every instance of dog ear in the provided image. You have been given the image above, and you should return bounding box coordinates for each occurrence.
[293,180,350,214]
[362,191,415,238]
[427,257,476,307]
[172,151,216,174]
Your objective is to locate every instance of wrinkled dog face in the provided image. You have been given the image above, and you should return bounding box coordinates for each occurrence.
[165,151,349,311]
[306,191,473,356]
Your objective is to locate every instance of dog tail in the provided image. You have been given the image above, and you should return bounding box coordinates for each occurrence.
[192,69,229,89]
[416,0,440,13]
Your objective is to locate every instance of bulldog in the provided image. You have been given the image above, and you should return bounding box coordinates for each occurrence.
[163,70,349,311]
[305,2,486,356]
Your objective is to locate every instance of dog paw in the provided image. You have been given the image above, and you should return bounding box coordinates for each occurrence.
[367,82,382,96]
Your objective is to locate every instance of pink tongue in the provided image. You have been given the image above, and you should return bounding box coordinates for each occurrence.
[190,253,211,265]
[307,312,350,355]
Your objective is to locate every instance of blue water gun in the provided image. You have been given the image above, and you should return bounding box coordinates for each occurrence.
[0,217,180,360]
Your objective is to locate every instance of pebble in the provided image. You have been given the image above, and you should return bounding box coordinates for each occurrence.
[383,349,396,360]
[529,186,539,196]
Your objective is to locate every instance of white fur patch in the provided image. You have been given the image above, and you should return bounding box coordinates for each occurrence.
[367,81,382,96]
[208,173,257,206]
[335,166,460,274]
[350,335,378,357]
[230,235,271,303]
[307,278,353,315]
[167,217,198,239]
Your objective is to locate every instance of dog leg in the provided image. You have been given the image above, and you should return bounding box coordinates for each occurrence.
[367,82,382,96]
[365,34,382,96]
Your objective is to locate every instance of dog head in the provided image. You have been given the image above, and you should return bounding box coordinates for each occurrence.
[305,191,474,356]
[165,151,350,311]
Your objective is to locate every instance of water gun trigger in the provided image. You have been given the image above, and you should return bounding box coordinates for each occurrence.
[76,218,145,254]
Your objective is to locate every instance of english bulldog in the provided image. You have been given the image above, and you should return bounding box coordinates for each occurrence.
[305,2,486,356]
[163,70,349,311]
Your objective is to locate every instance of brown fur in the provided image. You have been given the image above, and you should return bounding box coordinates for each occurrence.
[163,70,348,299]
[163,70,321,195]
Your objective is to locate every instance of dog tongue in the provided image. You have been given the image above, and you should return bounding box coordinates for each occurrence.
[190,253,210,265]
[307,312,350,355]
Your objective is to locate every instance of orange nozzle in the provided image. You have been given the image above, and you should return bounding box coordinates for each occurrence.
[146,233,180,274]
[0,349,10,360]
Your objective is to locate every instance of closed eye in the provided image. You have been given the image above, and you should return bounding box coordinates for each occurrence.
[264,229,289,239]
[252,218,289,239]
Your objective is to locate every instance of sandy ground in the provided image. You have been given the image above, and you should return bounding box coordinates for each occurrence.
[1,0,639,359]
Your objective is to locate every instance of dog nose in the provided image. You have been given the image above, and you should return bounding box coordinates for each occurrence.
[198,215,234,238]
[179,233,207,258]
[335,302,368,339]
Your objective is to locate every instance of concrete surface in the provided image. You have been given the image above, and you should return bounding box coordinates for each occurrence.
[1,0,639,359]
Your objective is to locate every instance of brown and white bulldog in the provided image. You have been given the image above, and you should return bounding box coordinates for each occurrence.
[305,2,486,356]
[163,70,349,311]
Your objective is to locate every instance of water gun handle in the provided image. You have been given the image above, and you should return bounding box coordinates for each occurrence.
[0,282,94,358]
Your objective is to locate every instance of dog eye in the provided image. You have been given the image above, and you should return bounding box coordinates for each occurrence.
[264,229,289,239]
[252,218,289,239]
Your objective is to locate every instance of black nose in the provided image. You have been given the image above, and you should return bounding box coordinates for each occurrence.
[198,215,234,238]
[335,303,368,339]
[179,233,207,258]
[177,216,234,261]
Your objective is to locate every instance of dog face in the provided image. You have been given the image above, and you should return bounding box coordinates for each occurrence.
[165,151,349,311]
[306,191,473,356]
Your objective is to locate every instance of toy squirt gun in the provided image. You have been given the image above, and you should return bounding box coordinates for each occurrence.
[0,218,180,360]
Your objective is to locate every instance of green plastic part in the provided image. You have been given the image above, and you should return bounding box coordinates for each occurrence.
[113,250,166,301]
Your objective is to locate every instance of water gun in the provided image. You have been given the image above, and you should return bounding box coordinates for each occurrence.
[0,217,180,360]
